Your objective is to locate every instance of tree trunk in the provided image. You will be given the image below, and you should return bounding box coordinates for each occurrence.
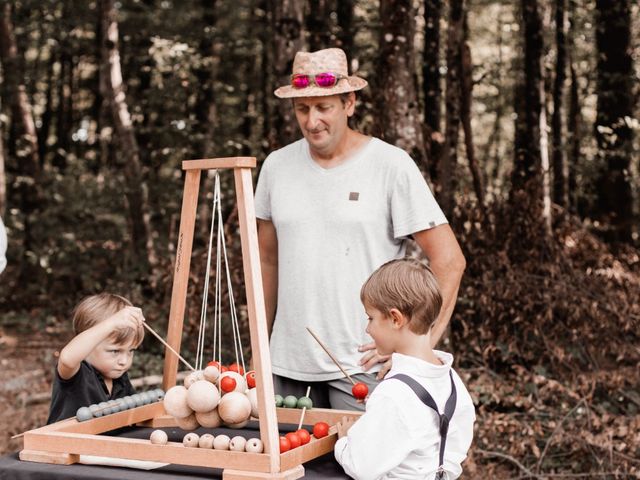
[0,3,40,180]
[336,0,354,60]
[0,122,5,217]
[270,0,305,149]
[594,0,634,243]
[552,0,568,209]
[423,0,443,182]
[99,0,155,271]
[38,52,55,167]
[0,2,41,276]
[509,0,551,258]
[438,0,464,216]
[307,0,331,51]
[566,0,580,215]
[378,0,427,174]
[460,16,484,210]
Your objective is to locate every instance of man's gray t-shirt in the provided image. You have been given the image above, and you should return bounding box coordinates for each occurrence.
[254,137,447,381]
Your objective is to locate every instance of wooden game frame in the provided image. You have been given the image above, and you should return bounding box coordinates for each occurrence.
[19,158,361,479]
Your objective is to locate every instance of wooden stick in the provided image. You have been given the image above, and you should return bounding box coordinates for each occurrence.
[297,386,311,430]
[306,327,355,386]
[142,322,195,371]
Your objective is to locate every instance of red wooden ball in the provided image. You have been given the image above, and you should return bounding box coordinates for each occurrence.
[352,382,368,400]
[312,421,329,439]
[279,436,291,453]
[285,432,301,449]
[220,376,237,393]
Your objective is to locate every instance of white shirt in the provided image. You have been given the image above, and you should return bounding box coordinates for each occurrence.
[254,138,447,381]
[334,352,475,480]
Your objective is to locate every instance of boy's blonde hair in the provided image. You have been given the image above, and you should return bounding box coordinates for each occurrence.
[72,293,144,345]
[360,258,442,335]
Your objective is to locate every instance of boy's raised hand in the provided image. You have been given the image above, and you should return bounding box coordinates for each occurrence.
[107,306,145,332]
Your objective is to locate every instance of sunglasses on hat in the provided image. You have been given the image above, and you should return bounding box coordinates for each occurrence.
[291,72,347,89]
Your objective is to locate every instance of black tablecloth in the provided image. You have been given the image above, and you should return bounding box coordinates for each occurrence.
[1,423,349,479]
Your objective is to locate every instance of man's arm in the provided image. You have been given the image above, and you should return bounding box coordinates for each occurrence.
[413,223,466,347]
[257,219,278,336]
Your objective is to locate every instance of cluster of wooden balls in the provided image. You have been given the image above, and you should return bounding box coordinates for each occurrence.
[76,389,165,422]
[274,394,312,409]
[149,429,263,453]
[163,362,258,433]
[278,422,331,453]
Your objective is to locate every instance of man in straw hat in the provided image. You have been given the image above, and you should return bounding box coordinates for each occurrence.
[255,48,465,410]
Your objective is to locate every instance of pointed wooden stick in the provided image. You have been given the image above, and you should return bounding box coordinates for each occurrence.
[297,386,311,430]
[306,327,356,386]
[142,322,195,371]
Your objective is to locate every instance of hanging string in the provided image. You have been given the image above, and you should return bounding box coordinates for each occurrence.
[196,170,219,371]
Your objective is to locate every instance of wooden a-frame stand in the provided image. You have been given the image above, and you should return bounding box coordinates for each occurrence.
[19,158,361,479]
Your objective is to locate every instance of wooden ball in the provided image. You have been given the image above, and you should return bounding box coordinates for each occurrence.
[245,438,264,453]
[184,370,205,388]
[229,436,247,452]
[89,404,102,418]
[198,433,215,449]
[195,408,222,428]
[187,380,220,412]
[246,387,259,418]
[163,385,193,418]
[154,388,165,400]
[98,401,111,415]
[122,396,136,409]
[218,371,246,394]
[108,399,121,413]
[213,434,230,450]
[203,365,220,383]
[183,432,200,448]
[218,391,252,425]
[150,430,168,445]
[76,407,92,422]
[175,412,199,430]
[226,420,249,429]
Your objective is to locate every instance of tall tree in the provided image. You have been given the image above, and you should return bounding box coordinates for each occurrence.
[99,0,155,270]
[552,0,568,208]
[0,3,40,180]
[460,13,484,210]
[594,0,635,243]
[270,0,305,148]
[0,2,42,273]
[566,0,581,214]
[510,0,550,226]
[335,0,354,60]
[306,0,332,51]
[378,0,427,172]
[423,0,443,182]
[439,0,464,216]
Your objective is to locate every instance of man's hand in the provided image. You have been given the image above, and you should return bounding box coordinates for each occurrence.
[358,342,392,380]
[336,416,356,439]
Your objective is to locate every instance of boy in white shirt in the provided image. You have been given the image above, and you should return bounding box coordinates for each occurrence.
[334,259,475,480]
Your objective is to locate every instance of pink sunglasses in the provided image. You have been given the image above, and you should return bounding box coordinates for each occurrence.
[291,72,347,89]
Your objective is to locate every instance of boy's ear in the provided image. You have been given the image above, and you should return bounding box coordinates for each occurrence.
[388,308,407,329]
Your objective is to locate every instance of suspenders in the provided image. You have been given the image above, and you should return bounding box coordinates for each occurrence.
[386,372,457,480]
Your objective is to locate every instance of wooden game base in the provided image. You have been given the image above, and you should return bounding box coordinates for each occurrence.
[224,465,304,480]
[19,449,79,465]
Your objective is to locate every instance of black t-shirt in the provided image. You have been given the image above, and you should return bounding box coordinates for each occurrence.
[47,360,136,424]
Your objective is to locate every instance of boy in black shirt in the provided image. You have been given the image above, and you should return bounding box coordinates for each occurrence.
[47,293,145,424]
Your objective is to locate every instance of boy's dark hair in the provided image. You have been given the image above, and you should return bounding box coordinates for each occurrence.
[360,258,442,335]
[72,293,143,345]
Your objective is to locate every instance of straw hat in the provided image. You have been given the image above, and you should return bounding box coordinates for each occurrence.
[274,48,368,99]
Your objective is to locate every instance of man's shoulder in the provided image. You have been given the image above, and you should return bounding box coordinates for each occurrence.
[265,138,306,163]
[367,138,417,167]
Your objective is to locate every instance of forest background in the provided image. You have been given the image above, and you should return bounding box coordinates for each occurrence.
[0,0,639,478]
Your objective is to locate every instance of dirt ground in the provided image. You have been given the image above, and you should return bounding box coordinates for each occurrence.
[0,326,59,455]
